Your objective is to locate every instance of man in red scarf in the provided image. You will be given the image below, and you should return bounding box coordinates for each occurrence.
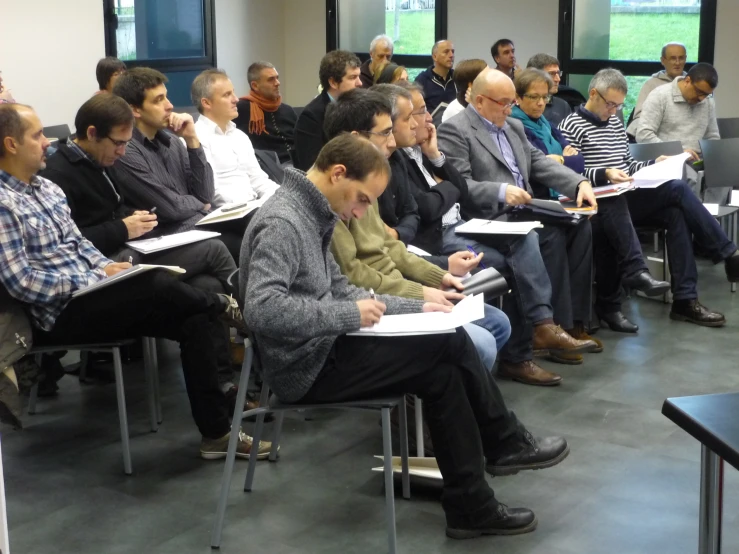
[234,62,298,166]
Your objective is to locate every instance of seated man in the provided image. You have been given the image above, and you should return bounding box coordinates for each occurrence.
[109,67,243,261]
[637,63,723,201]
[192,69,280,207]
[40,93,240,395]
[626,42,687,137]
[241,132,570,539]
[525,53,572,127]
[442,59,488,124]
[324,86,510,376]
[437,69,600,362]
[95,57,126,94]
[0,103,269,460]
[234,61,297,165]
[414,40,457,115]
[491,39,520,80]
[360,35,394,88]
[293,50,362,171]
[559,68,739,326]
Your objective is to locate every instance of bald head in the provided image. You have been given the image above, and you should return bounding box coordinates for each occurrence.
[471,69,516,128]
[471,67,513,98]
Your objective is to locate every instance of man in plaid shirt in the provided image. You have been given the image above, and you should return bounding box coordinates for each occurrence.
[0,103,271,460]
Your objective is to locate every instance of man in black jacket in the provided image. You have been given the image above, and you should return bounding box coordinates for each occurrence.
[293,50,362,171]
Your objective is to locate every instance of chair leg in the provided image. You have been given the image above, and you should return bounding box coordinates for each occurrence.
[28,383,38,415]
[211,342,253,549]
[381,406,398,554]
[149,338,162,424]
[79,351,90,382]
[398,398,410,500]
[244,383,270,492]
[269,411,284,462]
[112,347,133,476]
[414,396,424,458]
[142,338,158,433]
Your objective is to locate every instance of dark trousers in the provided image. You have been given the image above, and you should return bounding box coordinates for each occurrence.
[115,238,238,387]
[34,272,231,439]
[299,329,522,524]
[535,220,593,329]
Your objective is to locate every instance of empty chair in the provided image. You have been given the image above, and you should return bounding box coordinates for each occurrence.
[42,124,71,141]
[717,117,739,139]
[629,140,684,162]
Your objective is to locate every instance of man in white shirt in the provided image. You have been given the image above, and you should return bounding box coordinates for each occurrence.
[191,69,280,207]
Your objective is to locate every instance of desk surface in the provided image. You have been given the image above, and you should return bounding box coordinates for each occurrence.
[663,392,739,470]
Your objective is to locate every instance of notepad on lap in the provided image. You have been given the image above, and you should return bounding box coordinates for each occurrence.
[454,219,542,235]
[72,265,186,298]
[125,230,221,254]
[196,198,268,226]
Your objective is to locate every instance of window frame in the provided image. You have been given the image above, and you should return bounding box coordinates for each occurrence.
[326,0,448,69]
[102,0,217,73]
[556,0,717,82]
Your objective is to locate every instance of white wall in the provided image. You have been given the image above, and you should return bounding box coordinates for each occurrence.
[0,0,105,129]
[283,0,325,106]
[713,0,739,118]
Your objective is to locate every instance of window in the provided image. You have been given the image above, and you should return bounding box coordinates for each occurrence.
[558,0,717,118]
[103,0,216,106]
[327,0,448,74]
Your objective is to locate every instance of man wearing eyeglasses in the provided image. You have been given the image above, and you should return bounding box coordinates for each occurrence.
[525,54,572,127]
[626,42,688,137]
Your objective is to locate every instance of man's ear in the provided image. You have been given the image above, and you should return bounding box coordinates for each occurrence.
[328,77,339,91]
[130,105,143,120]
[200,97,211,113]
[329,163,347,183]
[86,126,98,141]
[2,136,18,156]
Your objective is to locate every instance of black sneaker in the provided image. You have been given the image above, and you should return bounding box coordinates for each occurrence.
[486,432,569,476]
[446,503,537,539]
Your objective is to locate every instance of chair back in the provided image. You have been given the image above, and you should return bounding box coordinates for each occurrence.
[42,124,71,141]
[254,149,285,183]
[700,138,739,190]
[628,141,683,162]
[717,117,739,139]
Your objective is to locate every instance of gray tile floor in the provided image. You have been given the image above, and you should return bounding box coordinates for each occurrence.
[5,257,739,553]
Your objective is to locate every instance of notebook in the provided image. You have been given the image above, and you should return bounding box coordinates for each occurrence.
[72,265,186,298]
[125,230,221,254]
[196,198,268,226]
[454,219,543,235]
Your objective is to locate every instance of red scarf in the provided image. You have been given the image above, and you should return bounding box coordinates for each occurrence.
[242,91,282,135]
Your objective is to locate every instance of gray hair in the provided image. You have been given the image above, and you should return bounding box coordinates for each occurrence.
[369,83,412,120]
[370,34,394,54]
[527,53,560,70]
[247,61,276,85]
[588,68,628,95]
[661,42,686,58]
[514,68,553,98]
[191,68,229,114]
[395,80,424,97]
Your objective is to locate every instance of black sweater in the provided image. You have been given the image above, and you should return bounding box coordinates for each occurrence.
[377,151,421,245]
[234,99,297,164]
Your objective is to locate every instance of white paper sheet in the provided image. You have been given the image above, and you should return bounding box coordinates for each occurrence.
[196,197,268,226]
[125,230,221,254]
[730,190,739,207]
[703,203,720,216]
[454,219,542,235]
[631,152,691,188]
[406,245,432,257]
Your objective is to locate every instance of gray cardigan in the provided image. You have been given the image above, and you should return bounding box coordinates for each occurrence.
[240,168,425,402]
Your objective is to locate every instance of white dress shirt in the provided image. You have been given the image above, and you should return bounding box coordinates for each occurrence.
[195,115,280,207]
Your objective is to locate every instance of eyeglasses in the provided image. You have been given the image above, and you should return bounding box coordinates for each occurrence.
[595,89,624,111]
[104,136,131,148]
[411,107,428,116]
[692,83,714,99]
[665,56,687,63]
[522,94,552,103]
[480,94,518,109]
[361,128,393,142]
[547,70,563,78]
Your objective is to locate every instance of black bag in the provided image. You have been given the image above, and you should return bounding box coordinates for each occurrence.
[494,199,587,227]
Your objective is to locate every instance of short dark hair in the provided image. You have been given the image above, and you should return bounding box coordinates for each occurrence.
[74,93,134,141]
[95,57,127,90]
[527,53,560,70]
[687,62,719,89]
[324,88,392,139]
[491,39,514,60]
[112,67,168,108]
[514,68,553,98]
[0,103,29,157]
[314,133,390,182]
[453,59,488,104]
[319,50,360,91]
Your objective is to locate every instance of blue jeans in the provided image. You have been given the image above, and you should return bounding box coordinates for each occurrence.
[442,222,553,363]
[463,304,511,372]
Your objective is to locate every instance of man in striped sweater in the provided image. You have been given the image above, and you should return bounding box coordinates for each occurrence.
[559,69,739,327]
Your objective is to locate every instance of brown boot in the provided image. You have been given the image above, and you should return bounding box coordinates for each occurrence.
[498,360,562,386]
[545,352,583,365]
[533,324,598,356]
[566,322,604,353]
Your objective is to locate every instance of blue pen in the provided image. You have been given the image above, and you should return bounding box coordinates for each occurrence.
[466,246,487,269]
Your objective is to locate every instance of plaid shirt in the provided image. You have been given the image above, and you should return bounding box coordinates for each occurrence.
[0,170,111,330]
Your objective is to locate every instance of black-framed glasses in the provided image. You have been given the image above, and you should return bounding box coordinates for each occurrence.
[595,89,624,111]
[523,93,552,103]
[692,83,714,99]
[104,136,131,148]
[547,70,563,78]
[361,128,393,142]
[480,94,518,109]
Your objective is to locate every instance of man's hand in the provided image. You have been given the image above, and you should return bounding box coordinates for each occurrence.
[546,153,565,165]
[122,213,158,239]
[563,145,579,156]
[505,186,532,206]
[168,112,200,148]
[464,87,472,105]
[448,250,482,276]
[422,302,453,313]
[605,168,633,184]
[441,272,465,291]
[422,286,464,306]
[420,123,442,160]
[384,223,399,240]
[576,180,598,209]
[203,203,212,212]
[683,149,700,162]
[356,299,387,327]
[104,262,132,277]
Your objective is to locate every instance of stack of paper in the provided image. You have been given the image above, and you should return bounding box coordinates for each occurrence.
[631,152,691,188]
[197,198,268,226]
[125,230,221,254]
[454,218,542,235]
[347,293,485,337]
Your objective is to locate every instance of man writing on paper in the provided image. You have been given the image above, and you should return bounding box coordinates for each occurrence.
[41,93,242,396]
[559,68,739,327]
[0,103,272,460]
[241,133,570,540]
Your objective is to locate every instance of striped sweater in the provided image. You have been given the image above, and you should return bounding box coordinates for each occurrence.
[558,106,653,187]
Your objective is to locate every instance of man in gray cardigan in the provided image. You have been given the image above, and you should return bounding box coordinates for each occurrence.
[240,134,569,539]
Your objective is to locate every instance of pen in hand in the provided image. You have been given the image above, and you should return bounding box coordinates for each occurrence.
[466,246,487,269]
[369,288,376,301]
[128,256,133,265]
[149,207,157,214]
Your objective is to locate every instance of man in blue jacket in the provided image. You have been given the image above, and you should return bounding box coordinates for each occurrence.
[414,40,457,115]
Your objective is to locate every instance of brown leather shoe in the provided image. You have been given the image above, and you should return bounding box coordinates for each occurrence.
[533,324,598,356]
[545,352,583,365]
[566,323,604,353]
[498,360,562,386]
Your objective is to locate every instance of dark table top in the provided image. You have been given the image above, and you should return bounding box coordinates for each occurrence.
[663,392,739,471]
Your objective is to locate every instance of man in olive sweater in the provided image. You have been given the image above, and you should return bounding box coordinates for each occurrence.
[240,133,569,540]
